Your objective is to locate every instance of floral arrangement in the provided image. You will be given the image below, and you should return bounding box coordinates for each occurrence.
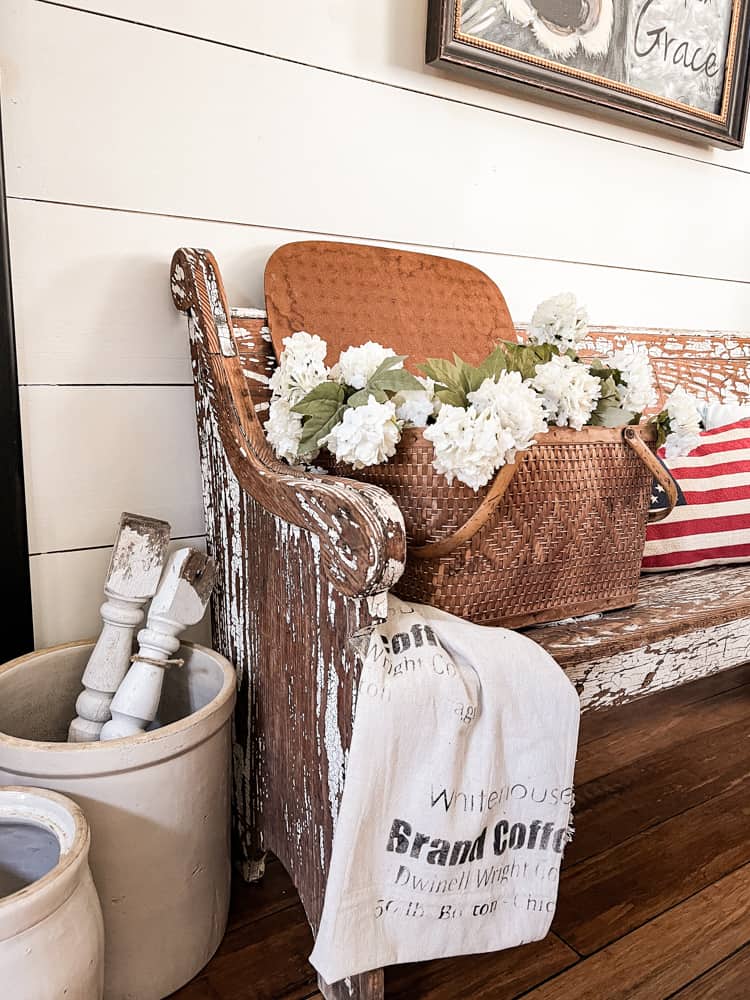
[264,293,704,491]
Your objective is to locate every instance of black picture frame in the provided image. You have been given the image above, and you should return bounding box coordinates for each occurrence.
[427,0,750,147]
[0,106,34,658]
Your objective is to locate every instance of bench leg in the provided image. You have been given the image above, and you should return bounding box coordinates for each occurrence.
[236,850,266,884]
[317,968,385,1000]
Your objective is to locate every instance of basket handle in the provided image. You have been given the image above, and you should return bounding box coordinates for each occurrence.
[410,425,678,561]
[409,459,522,560]
[622,426,678,524]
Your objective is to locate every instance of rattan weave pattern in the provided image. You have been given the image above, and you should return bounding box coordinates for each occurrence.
[264,242,516,369]
[336,427,653,628]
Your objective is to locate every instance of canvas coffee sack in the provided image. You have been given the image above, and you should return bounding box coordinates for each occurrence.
[311,597,580,983]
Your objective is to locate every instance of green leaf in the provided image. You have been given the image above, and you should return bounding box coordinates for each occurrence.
[292,383,347,455]
[291,381,346,415]
[347,387,388,407]
[371,368,424,394]
[297,403,346,455]
[419,357,462,386]
[591,401,638,428]
[497,341,557,381]
[344,355,425,402]
[651,410,671,449]
[476,346,509,383]
[419,357,471,408]
[423,342,555,405]
[589,359,625,386]
[371,354,407,376]
[453,356,485,395]
[589,375,636,428]
[434,386,468,407]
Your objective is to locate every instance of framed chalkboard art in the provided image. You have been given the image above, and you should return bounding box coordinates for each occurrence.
[426,0,750,146]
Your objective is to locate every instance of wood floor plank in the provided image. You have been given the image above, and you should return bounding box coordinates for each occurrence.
[567,714,750,866]
[172,667,750,998]
[525,864,750,999]
[575,678,750,784]
[671,943,750,999]
[200,902,317,1000]
[554,780,750,954]
[387,933,578,999]
[224,856,298,930]
[168,978,221,1000]
[576,662,750,747]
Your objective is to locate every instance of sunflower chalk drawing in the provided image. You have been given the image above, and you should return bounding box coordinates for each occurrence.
[459,0,735,114]
[433,0,749,144]
[510,0,613,59]
[462,0,614,59]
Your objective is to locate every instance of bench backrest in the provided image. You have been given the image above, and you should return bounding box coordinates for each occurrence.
[578,327,750,410]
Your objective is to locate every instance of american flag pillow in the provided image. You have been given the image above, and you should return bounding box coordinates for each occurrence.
[643,417,750,572]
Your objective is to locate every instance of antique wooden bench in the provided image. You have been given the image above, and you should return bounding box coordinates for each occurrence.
[171,243,750,1000]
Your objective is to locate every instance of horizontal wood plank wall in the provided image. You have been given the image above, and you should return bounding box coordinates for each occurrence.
[30,536,212,649]
[36,0,750,172]
[5,6,750,279]
[1,0,749,646]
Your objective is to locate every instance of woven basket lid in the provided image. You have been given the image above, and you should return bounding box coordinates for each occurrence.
[264,241,515,369]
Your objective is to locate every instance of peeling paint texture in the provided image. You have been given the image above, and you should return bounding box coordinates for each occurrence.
[171,248,403,999]
[171,248,750,1000]
[531,564,750,709]
[517,323,750,408]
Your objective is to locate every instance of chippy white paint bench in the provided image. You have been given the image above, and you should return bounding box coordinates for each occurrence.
[171,243,750,1000]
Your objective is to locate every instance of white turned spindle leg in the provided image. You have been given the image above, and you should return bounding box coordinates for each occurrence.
[68,595,147,742]
[68,512,171,743]
[101,625,182,740]
[101,549,215,742]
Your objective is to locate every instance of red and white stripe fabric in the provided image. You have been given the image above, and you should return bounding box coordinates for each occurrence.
[643,418,750,572]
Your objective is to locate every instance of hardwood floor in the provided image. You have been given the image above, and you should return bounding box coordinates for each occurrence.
[172,664,750,999]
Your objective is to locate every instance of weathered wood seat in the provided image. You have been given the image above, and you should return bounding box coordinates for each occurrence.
[531,566,750,709]
[171,244,750,1000]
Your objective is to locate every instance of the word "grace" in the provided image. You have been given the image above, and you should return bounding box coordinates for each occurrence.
[633,0,721,78]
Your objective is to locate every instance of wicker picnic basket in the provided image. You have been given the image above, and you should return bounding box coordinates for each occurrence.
[333,423,674,628]
[265,241,676,628]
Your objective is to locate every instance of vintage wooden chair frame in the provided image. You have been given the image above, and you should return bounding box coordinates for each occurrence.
[172,245,750,1000]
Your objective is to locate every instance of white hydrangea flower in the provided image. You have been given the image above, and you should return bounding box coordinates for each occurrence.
[269,330,329,404]
[321,396,401,469]
[334,341,399,390]
[264,397,304,464]
[531,355,602,431]
[424,405,516,492]
[467,371,548,461]
[664,386,702,459]
[605,343,657,415]
[529,292,589,354]
[393,376,437,428]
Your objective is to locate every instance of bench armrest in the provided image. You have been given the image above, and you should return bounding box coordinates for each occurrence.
[171,247,406,599]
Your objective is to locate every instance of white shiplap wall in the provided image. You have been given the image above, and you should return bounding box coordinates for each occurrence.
[1,0,749,647]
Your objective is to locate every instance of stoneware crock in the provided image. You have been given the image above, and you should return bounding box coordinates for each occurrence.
[0,785,105,999]
[0,641,236,1000]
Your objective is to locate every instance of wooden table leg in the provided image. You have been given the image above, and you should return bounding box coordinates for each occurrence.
[318,968,385,1000]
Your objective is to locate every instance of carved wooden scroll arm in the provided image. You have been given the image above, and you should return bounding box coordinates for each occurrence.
[171,247,406,599]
